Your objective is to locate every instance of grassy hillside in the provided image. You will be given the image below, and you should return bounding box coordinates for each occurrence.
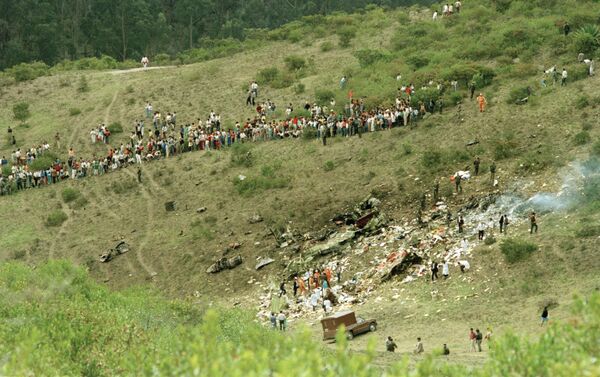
[1,261,598,376]
[0,0,599,372]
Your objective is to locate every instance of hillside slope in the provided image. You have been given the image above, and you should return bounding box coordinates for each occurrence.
[0,0,599,368]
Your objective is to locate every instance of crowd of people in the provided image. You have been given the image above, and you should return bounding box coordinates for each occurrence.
[0,74,456,196]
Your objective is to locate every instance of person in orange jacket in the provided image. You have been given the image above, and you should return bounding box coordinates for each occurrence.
[477,93,487,112]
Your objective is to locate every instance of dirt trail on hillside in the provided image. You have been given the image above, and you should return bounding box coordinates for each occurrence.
[109,66,176,75]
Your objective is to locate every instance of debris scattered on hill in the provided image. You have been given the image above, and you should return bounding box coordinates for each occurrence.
[248,214,263,224]
[196,207,207,213]
[255,257,275,270]
[165,201,176,212]
[99,241,129,263]
[206,255,243,273]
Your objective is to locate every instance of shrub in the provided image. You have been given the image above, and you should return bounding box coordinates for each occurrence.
[484,236,497,245]
[406,53,430,69]
[320,41,334,52]
[575,95,590,109]
[256,67,294,89]
[315,88,335,105]
[233,175,288,196]
[30,152,58,171]
[7,61,49,82]
[492,133,518,160]
[575,225,600,237]
[77,76,90,93]
[592,141,600,156]
[294,83,305,94]
[302,127,317,140]
[69,108,81,116]
[573,131,591,146]
[153,53,172,66]
[507,86,531,104]
[500,238,538,263]
[573,25,600,55]
[46,210,68,227]
[323,160,335,171]
[421,150,442,168]
[107,122,123,134]
[337,27,356,48]
[284,55,306,71]
[61,188,80,203]
[442,63,496,87]
[447,91,463,105]
[111,179,138,194]
[230,143,254,167]
[12,102,30,122]
[353,49,392,68]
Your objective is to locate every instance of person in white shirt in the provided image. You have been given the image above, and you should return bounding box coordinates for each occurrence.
[561,68,568,86]
[90,129,97,143]
[433,10,438,20]
[442,261,449,279]
[477,222,485,240]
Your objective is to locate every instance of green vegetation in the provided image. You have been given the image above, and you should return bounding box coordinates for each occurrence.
[107,122,123,134]
[12,102,30,122]
[77,76,90,93]
[0,261,599,376]
[45,210,68,227]
[61,188,80,203]
[500,238,539,264]
[68,107,81,116]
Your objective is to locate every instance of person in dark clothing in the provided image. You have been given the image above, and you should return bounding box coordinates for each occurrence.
[443,344,450,355]
[499,215,505,233]
[293,277,299,297]
[490,162,497,184]
[564,22,570,36]
[457,215,465,233]
[540,306,549,326]
[455,174,462,193]
[529,212,538,234]
[431,261,439,281]
[446,211,452,227]
[475,329,483,352]
[469,82,476,100]
[438,98,444,114]
[473,157,480,176]
[279,281,287,297]
[433,179,440,203]
[386,336,398,352]
[137,167,142,183]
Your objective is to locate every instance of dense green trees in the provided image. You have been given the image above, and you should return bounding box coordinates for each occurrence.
[0,0,433,70]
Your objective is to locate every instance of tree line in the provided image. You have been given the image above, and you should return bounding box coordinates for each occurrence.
[0,0,433,70]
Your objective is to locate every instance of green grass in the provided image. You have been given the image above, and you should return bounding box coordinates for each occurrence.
[46,210,68,227]
[500,238,539,263]
[0,1,599,373]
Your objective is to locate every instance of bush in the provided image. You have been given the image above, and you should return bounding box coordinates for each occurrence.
[421,150,442,168]
[337,27,356,48]
[12,102,30,122]
[441,63,496,87]
[293,83,305,94]
[256,67,294,89]
[500,238,538,263]
[484,236,497,245]
[492,132,518,160]
[233,174,288,196]
[507,86,531,104]
[30,152,58,171]
[111,179,138,194]
[353,49,392,68]
[573,131,591,146]
[315,88,336,105]
[575,225,600,237]
[302,127,317,140]
[46,210,68,227]
[69,108,81,116]
[323,160,335,171]
[230,143,254,167]
[406,53,430,69]
[573,25,600,55]
[61,188,80,203]
[592,141,600,156]
[320,41,334,52]
[284,55,306,71]
[77,76,90,93]
[575,95,590,109]
[7,61,49,82]
[153,53,172,66]
[107,122,123,134]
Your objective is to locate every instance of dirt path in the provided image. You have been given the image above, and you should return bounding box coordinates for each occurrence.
[109,66,176,75]
[48,201,73,260]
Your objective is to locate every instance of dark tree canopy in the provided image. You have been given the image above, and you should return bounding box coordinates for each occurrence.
[0,0,433,70]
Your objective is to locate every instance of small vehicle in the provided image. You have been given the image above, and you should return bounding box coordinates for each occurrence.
[99,241,129,263]
[321,310,377,341]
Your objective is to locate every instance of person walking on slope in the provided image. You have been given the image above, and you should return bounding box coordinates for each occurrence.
[386,336,398,352]
[529,212,538,234]
[431,261,439,282]
[540,306,549,326]
[475,329,483,352]
[473,156,481,176]
[469,328,477,352]
[561,68,568,86]
[477,93,487,112]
